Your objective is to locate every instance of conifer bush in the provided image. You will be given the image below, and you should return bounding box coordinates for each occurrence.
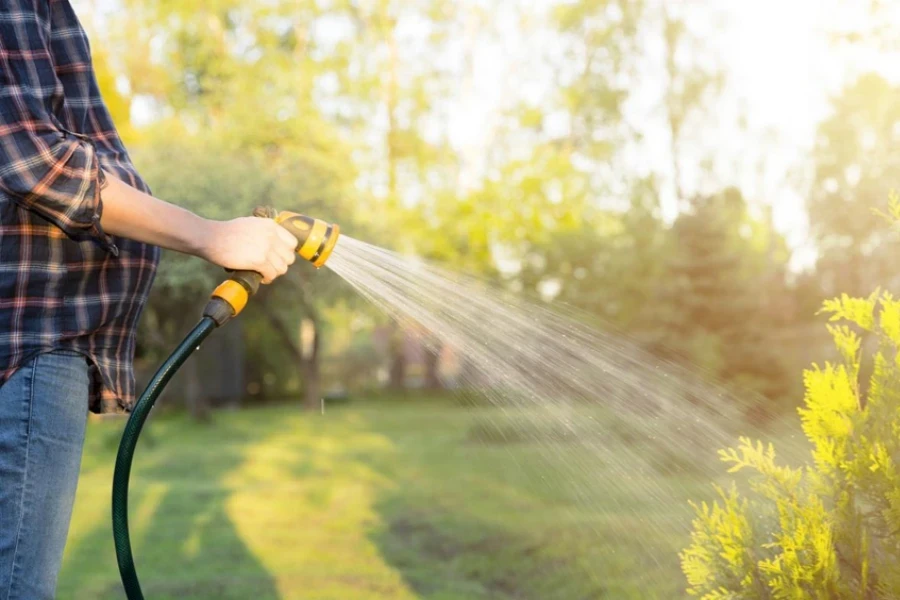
[681,291,900,598]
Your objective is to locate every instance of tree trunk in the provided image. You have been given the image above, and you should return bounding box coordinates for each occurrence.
[662,5,683,210]
[386,16,399,199]
[184,354,211,423]
[256,286,322,410]
[300,318,320,411]
[388,321,406,390]
[424,339,443,390]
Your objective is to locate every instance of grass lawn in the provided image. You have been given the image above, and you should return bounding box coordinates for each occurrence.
[58,397,790,599]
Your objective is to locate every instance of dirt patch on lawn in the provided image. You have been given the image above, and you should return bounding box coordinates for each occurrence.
[375,509,607,600]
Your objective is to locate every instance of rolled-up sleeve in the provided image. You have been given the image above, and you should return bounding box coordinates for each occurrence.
[0,1,116,254]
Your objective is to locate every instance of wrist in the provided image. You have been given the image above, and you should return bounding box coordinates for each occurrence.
[188,216,220,260]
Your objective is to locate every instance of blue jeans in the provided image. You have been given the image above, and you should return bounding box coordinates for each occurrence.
[0,351,89,600]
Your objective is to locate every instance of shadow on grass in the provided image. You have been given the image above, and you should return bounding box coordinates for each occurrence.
[59,416,282,600]
[349,403,613,600]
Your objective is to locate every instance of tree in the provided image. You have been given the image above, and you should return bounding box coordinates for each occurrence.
[327,0,476,392]
[656,0,726,209]
[808,74,900,297]
[658,189,792,408]
[830,0,900,52]
[458,0,643,310]
[86,0,370,409]
[134,132,356,413]
[682,291,900,598]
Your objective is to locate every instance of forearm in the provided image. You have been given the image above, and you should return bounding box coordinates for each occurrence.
[97,171,299,283]
[99,171,211,257]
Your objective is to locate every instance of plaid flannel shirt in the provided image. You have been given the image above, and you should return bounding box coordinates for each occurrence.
[0,0,159,413]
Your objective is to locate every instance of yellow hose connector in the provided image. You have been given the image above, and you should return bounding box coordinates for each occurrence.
[211,280,249,316]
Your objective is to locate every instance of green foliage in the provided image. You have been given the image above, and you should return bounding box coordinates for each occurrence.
[657,189,792,405]
[132,128,360,401]
[809,74,900,297]
[682,291,900,599]
[83,0,836,409]
[873,190,900,227]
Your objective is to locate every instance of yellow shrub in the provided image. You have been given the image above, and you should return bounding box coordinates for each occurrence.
[682,291,900,599]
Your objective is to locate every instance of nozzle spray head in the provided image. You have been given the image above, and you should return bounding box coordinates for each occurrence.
[274,210,341,268]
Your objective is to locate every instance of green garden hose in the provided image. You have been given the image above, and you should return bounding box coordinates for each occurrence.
[110,206,341,598]
[112,317,217,600]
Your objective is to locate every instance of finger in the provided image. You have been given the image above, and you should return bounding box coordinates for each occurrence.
[277,245,297,267]
[268,254,289,279]
[274,225,299,251]
[258,262,278,285]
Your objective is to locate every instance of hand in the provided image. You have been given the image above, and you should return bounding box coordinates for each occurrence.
[197,217,298,284]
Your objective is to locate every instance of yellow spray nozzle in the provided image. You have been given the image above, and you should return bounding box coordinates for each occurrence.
[272,210,341,268]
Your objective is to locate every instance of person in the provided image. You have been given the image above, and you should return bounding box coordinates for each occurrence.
[0,2,299,597]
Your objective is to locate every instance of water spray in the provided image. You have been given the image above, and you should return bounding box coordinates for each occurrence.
[111,206,340,599]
